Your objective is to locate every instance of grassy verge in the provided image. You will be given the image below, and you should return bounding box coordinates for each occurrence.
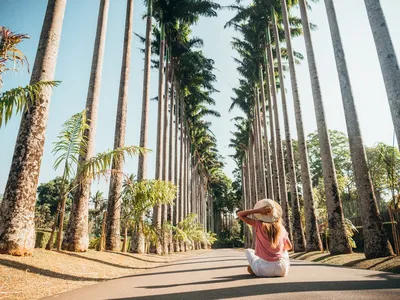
[290,251,400,274]
[0,248,207,300]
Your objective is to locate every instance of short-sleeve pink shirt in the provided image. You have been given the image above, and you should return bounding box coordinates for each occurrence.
[254,220,289,262]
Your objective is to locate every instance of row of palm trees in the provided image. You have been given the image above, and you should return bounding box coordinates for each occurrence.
[0,0,225,256]
[229,0,398,259]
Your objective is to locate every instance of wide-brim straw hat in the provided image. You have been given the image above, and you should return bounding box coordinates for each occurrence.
[253,199,282,223]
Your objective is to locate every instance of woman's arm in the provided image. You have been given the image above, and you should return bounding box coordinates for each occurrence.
[284,239,293,251]
[237,206,272,227]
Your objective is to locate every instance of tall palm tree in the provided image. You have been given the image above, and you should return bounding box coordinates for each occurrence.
[279,0,322,251]
[62,0,110,252]
[265,27,291,238]
[134,0,153,254]
[364,0,400,148]
[271,8,305,252]
[324,0,393,258]
[297,0,351,254]
[0,0,67,256]
[152,20,165,255]
[105,0,134,252]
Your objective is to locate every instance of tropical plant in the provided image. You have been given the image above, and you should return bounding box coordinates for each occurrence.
[121,176,176,253]
[43,110,145,251]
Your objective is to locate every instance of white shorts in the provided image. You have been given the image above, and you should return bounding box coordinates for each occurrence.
[245,248,290,277]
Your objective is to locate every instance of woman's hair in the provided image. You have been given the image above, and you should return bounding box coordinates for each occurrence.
[261,218,282,248]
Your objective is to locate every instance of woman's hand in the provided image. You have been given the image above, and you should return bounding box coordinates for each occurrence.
[255,206,272,215]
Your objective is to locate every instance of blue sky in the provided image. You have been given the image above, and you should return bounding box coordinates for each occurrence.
[1,0,399,196]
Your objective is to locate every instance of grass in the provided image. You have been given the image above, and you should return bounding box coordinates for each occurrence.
[0,248,208,300]
[290,251,400,274]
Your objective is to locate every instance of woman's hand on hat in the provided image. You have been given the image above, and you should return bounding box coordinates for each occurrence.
[256,206,272,215]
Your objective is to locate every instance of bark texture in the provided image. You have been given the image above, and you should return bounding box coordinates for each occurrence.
[364,0,400,148]
[0,0,67,256]
[272,12,305,252]
[325,0,393,258]
[280,0,323,251]
[106,0,134,252]
[62,0,110,252]
[299,0,351,254]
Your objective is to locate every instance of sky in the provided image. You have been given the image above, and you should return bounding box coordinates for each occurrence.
[0,0,399,197]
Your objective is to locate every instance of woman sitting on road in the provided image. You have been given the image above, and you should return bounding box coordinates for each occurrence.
[237,199,292,277]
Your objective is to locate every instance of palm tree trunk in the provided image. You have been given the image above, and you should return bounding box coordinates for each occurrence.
[249,133,258,209]
[260,68,274,199]
[271,9,305,252]
[264,52,280,204]
[179,97,185,251]
[325,0,393,258]
[62,0,109,252]
[266,28,292,240]
[133,0,153,254]
[168,67,175,254]
[0,0,66,256]
[106,0,134,252]
[161,46,170,255]
[152,20,166,255]
[364,0,400,148]
[255,89,267,199]
[298,0,351,254]
[280,0,322,252]
[174,87,180,252]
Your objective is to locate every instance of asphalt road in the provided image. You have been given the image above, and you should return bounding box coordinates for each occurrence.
[44,249,400,300]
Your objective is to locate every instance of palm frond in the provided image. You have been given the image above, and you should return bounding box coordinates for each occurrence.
[79,146,149,180]
[0,81,61,127]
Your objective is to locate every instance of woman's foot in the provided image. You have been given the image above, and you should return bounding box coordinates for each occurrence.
[247,265,255,275]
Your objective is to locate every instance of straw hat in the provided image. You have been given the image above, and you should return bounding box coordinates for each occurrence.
[253,199,282,223]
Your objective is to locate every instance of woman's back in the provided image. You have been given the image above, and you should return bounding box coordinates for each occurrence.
[254,221,289,262]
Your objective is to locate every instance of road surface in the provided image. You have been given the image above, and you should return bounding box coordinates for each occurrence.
[44,248,400,300]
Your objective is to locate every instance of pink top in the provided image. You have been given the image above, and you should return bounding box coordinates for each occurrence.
[254,221,289,262]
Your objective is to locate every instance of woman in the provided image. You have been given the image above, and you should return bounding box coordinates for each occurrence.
[238,199,292,277]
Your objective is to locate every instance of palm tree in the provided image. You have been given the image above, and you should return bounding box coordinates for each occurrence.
[62,0,110,252]
[297,0,351,254]
[364,0,400,148]
[265,27,291,238]
[106,0,134,252]
[324,0,393,258]
[279,0,322,251]
[271,8,305,252]
[134,0,153,254]
[0,0,67,256]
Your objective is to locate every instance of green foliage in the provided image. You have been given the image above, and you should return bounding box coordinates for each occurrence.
[89,236,101,250]
[121,175,176,246]
[319,217,358,249]
[0,27,60,127]
[35,229,54,248]
[0,81,61,127]
[36,177,73,215]
[307,130,352,187]
[52,110,89,179]
[172,213,217,247]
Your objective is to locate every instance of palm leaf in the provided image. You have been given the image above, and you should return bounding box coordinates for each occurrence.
[78,146,149,180]
[52,109,89,180]
[0,81,61,127]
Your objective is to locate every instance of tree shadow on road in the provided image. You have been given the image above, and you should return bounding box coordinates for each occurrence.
[137,274,253,289]
[110,279,400,300]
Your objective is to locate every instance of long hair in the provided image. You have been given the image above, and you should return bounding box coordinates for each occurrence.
[261,218,282,248]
